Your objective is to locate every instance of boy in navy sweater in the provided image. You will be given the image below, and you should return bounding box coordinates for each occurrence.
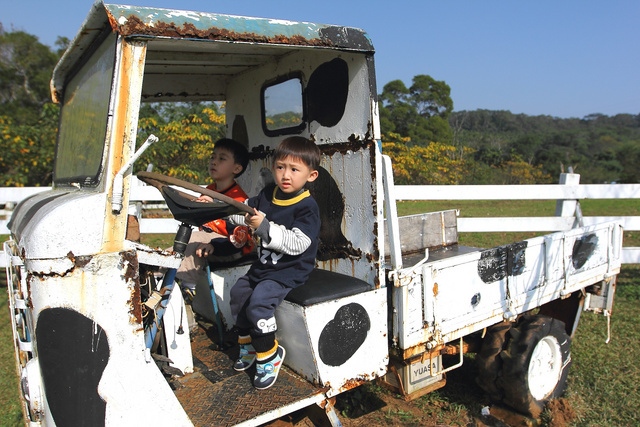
[199,136,320,389]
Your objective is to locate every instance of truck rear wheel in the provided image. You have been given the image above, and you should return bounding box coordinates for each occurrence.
[498,315,571,418]
[475,321,512,401]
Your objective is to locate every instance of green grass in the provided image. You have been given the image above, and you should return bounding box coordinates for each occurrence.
[0,289,25,426]
[140,233,174,249]
[568,294,640,425]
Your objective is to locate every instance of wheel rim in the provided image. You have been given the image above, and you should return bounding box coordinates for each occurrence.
[527,335,563,400]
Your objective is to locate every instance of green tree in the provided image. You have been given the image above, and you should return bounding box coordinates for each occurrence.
[379,75,453,145]
[449,110,640,184]
[0,102,58,186]
[382,136,473,185]
[615,140,640,183]
[0,27,64,186]
[0,27,60,123]
[135,102,226,182]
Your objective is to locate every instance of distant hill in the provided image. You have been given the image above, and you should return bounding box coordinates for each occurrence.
[449,110,640,183]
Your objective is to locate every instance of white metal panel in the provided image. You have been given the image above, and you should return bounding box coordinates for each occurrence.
[226,49,373,148]
[19,192,108,260]
[278,289,388,394]
[314,289,387,395]
[395,222,623,350]
[25,252,192,426]
[275,302,319,382]
[164,286,194,375]
[193,264,251,327]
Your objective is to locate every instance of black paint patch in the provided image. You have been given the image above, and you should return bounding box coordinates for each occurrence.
[306,58,349,127]
[572,233,598,270]
[319,26,374,51]
[318,303,370,366]
[308,167,360,261]
[478,241,528,283]
[471,293,481,307]
[36,308,109,427]
[231,115,249,147]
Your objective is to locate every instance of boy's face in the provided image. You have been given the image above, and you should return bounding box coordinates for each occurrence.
[273,155,318,194]
[209,147,242,181]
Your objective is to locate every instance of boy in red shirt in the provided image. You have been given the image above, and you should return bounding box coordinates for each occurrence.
[175,138,250,292]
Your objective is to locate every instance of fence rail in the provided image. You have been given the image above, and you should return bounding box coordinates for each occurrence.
[390,173,639,264]
[1,174,638,266]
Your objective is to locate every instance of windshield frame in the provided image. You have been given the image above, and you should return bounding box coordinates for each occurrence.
[53,31,116,187]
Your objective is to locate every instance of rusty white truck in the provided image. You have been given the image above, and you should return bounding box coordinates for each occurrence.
[5,2,622,426]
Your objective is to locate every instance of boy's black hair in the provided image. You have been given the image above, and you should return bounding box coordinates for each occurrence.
[274,136,321,171]
[213,138,249,177]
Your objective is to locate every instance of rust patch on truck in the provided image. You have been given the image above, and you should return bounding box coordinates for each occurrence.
[66,251,92,269]
[119,16,333,47]
[341,377,368,391]
[30,252,91,279]
[121,251,143,324]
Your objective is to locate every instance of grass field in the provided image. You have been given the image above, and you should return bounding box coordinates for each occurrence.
[1,199,638,426]
[1,286,23,426]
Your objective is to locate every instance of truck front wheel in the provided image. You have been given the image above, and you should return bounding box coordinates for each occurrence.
[498,315,571,418]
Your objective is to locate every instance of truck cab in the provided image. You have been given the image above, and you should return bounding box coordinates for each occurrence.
[5,2,622,426]
[6,2,387,425]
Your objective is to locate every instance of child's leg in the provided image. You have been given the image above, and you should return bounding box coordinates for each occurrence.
[244,280,290,389]
[230,277,257,370]
[233,331,256,371]
[253,337,285,390]
[175,230,222,290]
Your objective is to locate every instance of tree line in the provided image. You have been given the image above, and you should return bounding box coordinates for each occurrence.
[378,75,640,185]
[1,26,638,187]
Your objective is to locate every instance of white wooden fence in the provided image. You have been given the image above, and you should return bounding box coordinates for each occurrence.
[1,174,639,267]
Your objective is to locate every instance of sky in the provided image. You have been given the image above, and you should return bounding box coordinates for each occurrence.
[1,0,638,119]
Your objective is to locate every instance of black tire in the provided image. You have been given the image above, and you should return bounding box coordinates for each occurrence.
[475,321,512,401]
[498,315,571,418]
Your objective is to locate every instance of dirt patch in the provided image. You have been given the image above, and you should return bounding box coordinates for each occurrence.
[332,392,579,427]
[332,381,501,427]
[332,372,579,427]
[269,355,579,427]
[544,398,577,427]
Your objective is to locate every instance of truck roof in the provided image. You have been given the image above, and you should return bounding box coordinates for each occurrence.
[51,1,374,102]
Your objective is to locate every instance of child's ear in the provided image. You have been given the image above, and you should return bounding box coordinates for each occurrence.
[233,163,243,176]
[307,169,319,183]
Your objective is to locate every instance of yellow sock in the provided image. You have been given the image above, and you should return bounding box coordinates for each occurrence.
[256,340,278,361]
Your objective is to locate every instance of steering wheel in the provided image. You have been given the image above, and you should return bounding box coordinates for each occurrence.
[137,171,254,227]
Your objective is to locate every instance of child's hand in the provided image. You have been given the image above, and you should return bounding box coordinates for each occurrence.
[195,243,214,257]
[195,195,214,203]
[244,208,264,230]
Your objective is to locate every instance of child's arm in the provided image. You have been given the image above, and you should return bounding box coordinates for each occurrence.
[245,209,313,256]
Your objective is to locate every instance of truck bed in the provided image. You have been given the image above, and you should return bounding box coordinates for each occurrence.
[390,221,623,353]
[172,322,324,426]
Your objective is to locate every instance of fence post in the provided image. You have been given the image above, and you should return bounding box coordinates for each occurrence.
[555,173,581,228]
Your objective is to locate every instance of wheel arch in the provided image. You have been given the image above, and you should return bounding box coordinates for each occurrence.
[538,291,584,338]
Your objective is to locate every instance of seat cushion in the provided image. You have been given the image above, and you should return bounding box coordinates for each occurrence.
[285,269,371,306]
